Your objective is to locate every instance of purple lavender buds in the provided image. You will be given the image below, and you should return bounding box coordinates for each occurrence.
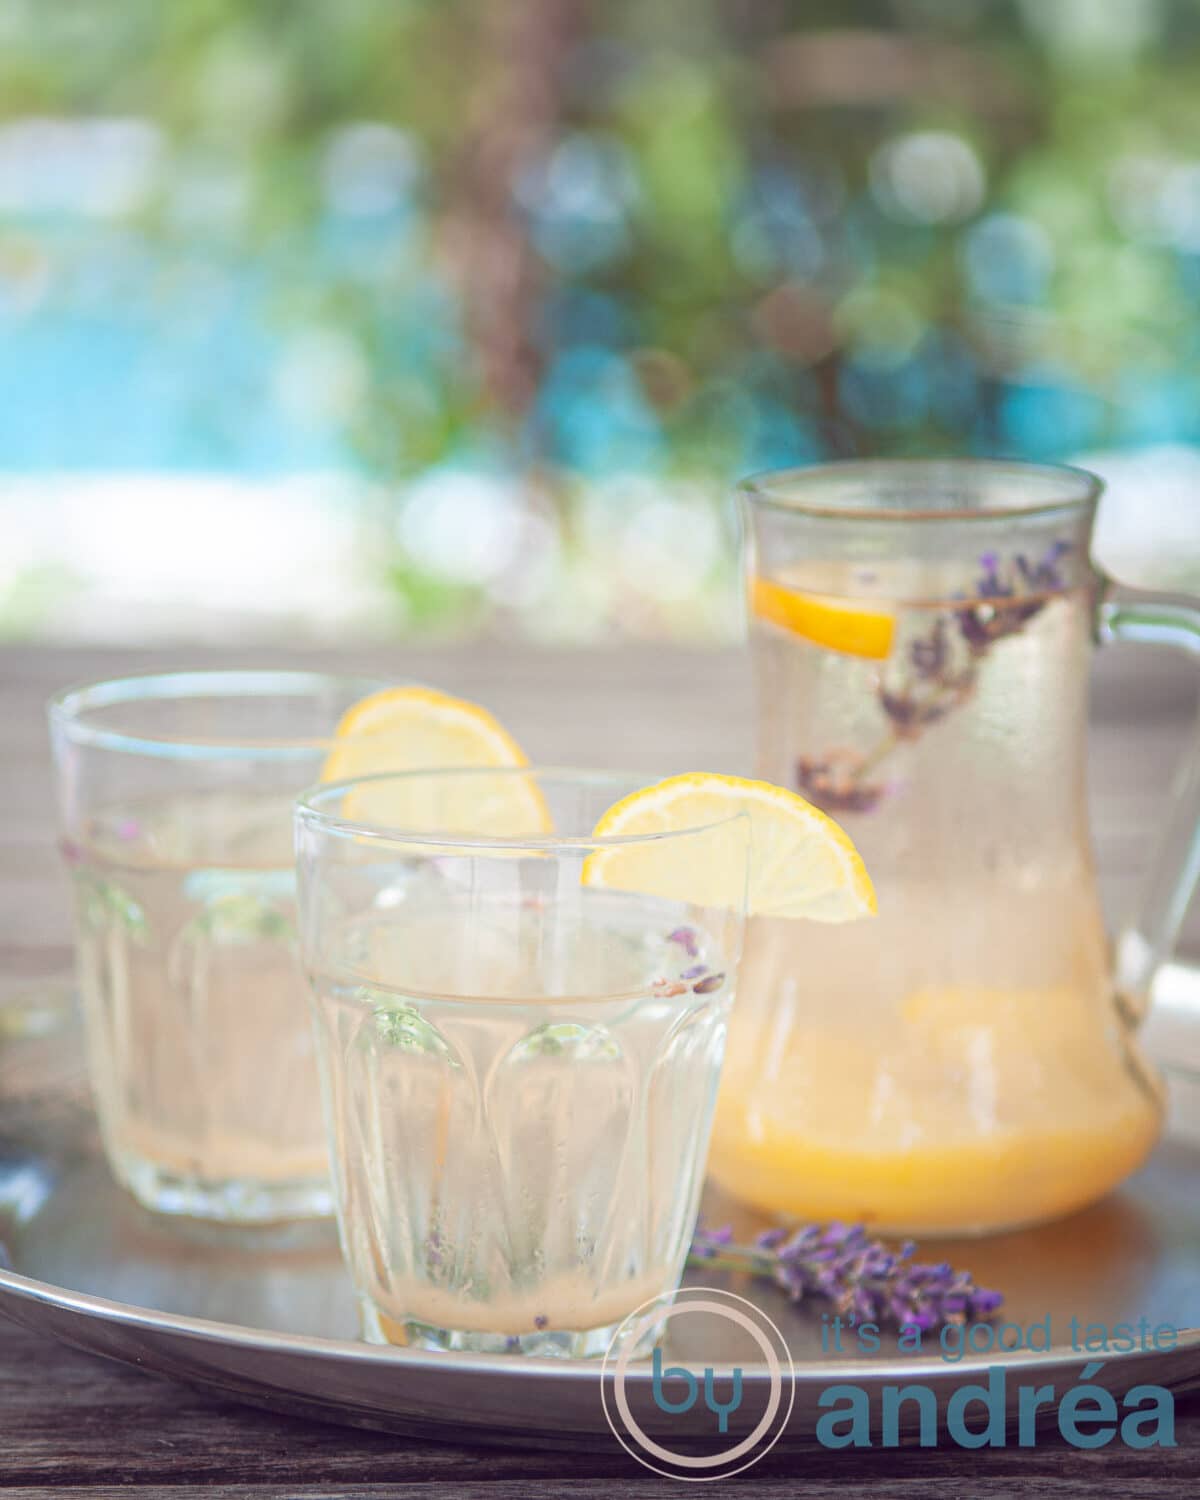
[798,542,1071,816]
[957,540,1070,653]
[796,752,887,815]
[690,1223,735,1258]
[909,616,950,681]
[668,926,700,958]
[690,1220,1002,1331]
[656,935,726,997]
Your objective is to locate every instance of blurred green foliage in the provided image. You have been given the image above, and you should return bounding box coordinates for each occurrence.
[1,0,1199,636]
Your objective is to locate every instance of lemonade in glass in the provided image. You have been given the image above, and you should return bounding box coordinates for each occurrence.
[295,766,868,1354]
[49,675,531,1222]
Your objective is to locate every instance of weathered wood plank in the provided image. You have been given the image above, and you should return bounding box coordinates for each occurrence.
[0,1323,1196,1493]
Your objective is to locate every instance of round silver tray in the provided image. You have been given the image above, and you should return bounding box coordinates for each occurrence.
[1,984,1198,1448]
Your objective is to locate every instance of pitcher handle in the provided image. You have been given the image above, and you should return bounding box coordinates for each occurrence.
[1097,592,1200,1020]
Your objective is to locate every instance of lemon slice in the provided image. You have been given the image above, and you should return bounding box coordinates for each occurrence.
[582,773,876,921]
[751,576,895,660]
[320,687,551,837]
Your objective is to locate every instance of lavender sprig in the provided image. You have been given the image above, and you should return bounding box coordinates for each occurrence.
[796,542,1072,815]
[690,1221,1002,1331]
[955,543,1067,654]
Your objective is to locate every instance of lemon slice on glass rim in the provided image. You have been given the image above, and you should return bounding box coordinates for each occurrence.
[582,772,876,921]
[319,686,551,837]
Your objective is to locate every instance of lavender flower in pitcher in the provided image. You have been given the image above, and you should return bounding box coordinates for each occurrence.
[792,543,1073,815]
[957,543,1070,654]
[796,749,888,814]
[878,616,977,738]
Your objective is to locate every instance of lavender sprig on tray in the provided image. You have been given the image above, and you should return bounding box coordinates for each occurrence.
[689,1221,1003,1331]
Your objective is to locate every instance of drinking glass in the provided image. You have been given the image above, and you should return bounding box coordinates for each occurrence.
[49,669,395,1222]
[295,769,748,1357]
[710,459,1200,1236]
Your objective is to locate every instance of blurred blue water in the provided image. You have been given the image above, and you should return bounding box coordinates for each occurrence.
[0,242,342,472]
[4,225,1200,482]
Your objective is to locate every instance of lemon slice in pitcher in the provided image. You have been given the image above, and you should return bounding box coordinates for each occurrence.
[320,687,551,836]
[582,773,875,921]
[751,576,895,660]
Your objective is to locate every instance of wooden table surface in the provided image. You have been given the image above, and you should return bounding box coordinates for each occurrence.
[1,643,1198,1497]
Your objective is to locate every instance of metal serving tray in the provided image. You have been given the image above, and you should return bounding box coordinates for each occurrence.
[1,984,1198,1449]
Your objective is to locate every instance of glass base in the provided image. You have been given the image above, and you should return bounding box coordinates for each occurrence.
[114,1153,334,1224]
[360,1300,664,1360]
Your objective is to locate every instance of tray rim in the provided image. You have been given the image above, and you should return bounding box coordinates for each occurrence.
[3,1238,1199,1389]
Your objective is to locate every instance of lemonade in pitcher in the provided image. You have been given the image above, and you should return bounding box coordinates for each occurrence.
[709,462,1177,1236]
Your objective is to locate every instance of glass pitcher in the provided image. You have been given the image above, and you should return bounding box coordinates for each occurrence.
[708,459,1200,1237]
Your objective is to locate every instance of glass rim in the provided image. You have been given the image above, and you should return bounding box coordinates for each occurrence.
[47,669,394,759]
[296,766,750,853]
[737,457,1104,523]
